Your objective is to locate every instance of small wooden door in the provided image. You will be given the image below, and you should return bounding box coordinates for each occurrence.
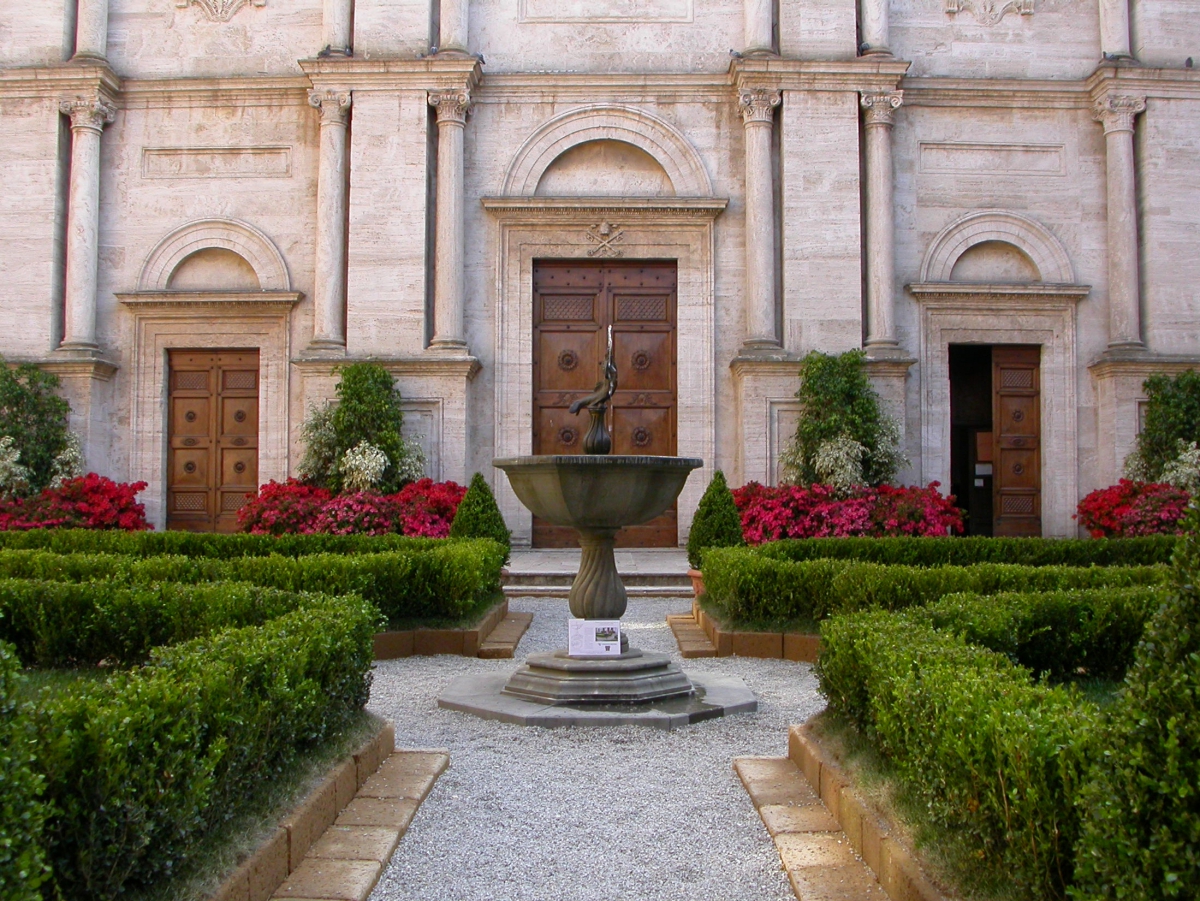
[991,345,1041,536]
[532,260,678,547]
[167,350,260,532]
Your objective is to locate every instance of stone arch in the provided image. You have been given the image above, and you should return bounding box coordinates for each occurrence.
[919,210,1075,284]
[502,105,713,197]
[138,218,291,291]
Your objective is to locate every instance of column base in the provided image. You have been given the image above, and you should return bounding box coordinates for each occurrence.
[860,45,893,57]
[427,338,470,354]
[864,342,915,363]
[735,341,794,362]
[304,339,347,357]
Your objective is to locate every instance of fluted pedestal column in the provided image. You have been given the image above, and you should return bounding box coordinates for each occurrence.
[1094,94,1146,349]
[59,98,115,351]
[859,0,890,55]
[861,91,902,351]
[739,89,782,353]
[1099,0,1132,59]
[308,89,352,351]
[73,0,108,60]
[429,90,470,352]
[322,0,353,54]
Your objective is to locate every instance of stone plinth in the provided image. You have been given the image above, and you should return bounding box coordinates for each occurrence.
[502,648,695,705]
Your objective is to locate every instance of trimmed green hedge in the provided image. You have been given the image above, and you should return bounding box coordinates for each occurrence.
[747,535,1177,568]
[0,642,49,901]
[0,528,448,558]
[920,586,1165,682]
[702,547,1169,626]
[33,591,378,901]
[0,539,506,626]
[0,579,329,668]
[817,610,1097,900]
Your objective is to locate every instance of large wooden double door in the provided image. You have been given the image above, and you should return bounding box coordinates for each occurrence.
[532,260,678,547]
[167,350,260,532]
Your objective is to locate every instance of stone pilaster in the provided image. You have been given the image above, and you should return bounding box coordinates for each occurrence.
[308,88,352,351]
[440,0,469,52]
[321,0,352,55]
[859,0,891,55]
[1094,93,1146,350]
[860,91,902,352]
[58,97,116,352]
[1098,0,1132,59]
[429,90,471,352]
[73,0,109,60]
[739,88,782,353]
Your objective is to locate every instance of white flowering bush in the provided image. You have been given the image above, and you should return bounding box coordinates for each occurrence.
[339,441,389,493]
[394,437,427,485]
[49,432,85,484]
[1159,440,1200,496]
[0,436,31,500]
[812,435,868,493]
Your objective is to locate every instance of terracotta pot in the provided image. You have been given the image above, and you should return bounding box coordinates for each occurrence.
[687,568,705,598]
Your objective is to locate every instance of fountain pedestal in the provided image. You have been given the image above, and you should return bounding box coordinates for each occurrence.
[503,649,695,705]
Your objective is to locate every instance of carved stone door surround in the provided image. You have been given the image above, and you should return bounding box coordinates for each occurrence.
[483,197,725,547]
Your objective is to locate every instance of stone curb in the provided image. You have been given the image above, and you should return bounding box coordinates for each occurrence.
[666,600,821,661]
[374,598,520,659]
[210,720,396,901]
[788,724,950,901]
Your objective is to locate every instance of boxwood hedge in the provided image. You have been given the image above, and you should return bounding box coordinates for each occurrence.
[0,641,49,901]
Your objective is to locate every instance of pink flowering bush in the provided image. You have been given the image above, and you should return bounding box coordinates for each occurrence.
[732,481,963,543]
[237,477,465,537]
[0,473,150,531]
[1075,479,1190,538]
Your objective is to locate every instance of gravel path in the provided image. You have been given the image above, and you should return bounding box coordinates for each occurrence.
[367,596,826,901]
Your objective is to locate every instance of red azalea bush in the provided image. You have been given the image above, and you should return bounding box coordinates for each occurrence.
[0,473,151,531]
[237,477,466,537]
[732,482,963,543]
[1075,479,1190,538]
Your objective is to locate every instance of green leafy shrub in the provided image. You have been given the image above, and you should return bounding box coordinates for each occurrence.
[0,578,327,667]
[299,363,424,494]
[779,350,905,488]
[817,609,1098,900]
[753,535,1178,567]
[921,586,1165,681]
[702,547,1168,627]
[33,592,377,901]
[449,473,511,560]
[0,641,49,901]
[1072,508,1200,899]
[686,470,744,569]
[0,360,73,497]
[1124,370,1200,484]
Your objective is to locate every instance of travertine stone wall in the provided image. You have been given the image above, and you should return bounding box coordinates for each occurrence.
[0,1,74,65]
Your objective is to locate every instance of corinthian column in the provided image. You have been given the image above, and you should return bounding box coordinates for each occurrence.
[322,0,353,55]
[738,89,782,352]
[859,0,890,55]
[59,97,115,351]
[1094,94,1146,349]
[429,90,470,352]
[73,0,109,60]
[1098,0,1132,59]
[308,89,352,351]
[861,91,902,351]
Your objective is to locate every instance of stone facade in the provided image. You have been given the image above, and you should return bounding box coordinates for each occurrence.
[1,0,1197,539]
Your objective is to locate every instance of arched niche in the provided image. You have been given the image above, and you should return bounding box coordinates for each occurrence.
[502,105,713,197]
[920,210,1075,284]
[138,218,291,291]
[535,140,675,197]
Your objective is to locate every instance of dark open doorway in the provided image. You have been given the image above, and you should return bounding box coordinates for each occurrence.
[950,345,994,536]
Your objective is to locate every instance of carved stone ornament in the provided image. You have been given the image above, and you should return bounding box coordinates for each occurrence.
[308,89,352,125]
[175,0,266,22]
[586,221,625,258]
[429,91,471,124]
[738,89,782,125]
[1093,94,1147,134]
[860,91,903,127]
[945,0,1033,25]
[59,98,117,131]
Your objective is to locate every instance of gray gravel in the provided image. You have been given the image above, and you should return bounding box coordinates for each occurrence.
[366,596,826,901]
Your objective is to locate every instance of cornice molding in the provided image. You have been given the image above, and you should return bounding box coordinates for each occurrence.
[475,72,729,103]
[1088,351,1200,381]
[900,76,1089,108]
[481,196,728,220]
[121,76,310,108]
[1087,63,1200,102]
[729,355,803,379]
[117,290,303,312]
[299,55,481,93]
[908,282,1091,308]
[0,63,120,103]
[731,57,909,94]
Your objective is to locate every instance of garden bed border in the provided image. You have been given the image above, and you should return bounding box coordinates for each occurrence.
[373,598,515,659]
[688,599,821,661]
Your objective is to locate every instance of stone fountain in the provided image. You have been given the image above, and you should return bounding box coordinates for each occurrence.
[438,327,757,729]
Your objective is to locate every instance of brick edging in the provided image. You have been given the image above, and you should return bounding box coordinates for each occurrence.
[692,600,821,661]
[374,598,509,659]
[788,722,949,901]
[210,719,396,901]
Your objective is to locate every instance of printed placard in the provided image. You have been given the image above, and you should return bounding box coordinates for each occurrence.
[568,618,622,656]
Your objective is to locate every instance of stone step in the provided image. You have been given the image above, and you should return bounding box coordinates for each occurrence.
[667,613,718,657]
[502,570,692,588]
[503,583,690,598]
[477,612,534,658]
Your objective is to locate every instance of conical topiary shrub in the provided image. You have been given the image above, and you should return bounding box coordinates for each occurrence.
[449,472,512,561]
[686,470,744,570]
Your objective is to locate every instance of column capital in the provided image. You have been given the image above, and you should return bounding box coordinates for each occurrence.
[1093,94,1146,134]
[59,97,116,132]
[308,89,352,125]
[429,90,472,124]
[860,91,903,127]
[738,88,781,125]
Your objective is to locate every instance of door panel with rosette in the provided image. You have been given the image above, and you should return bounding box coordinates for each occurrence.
[532,261,678,547]
[992,345,1041,537]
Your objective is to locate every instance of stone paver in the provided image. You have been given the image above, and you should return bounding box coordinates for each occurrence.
[309,827,403,862]
[477,611,534,658]
[274,859,383,900]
